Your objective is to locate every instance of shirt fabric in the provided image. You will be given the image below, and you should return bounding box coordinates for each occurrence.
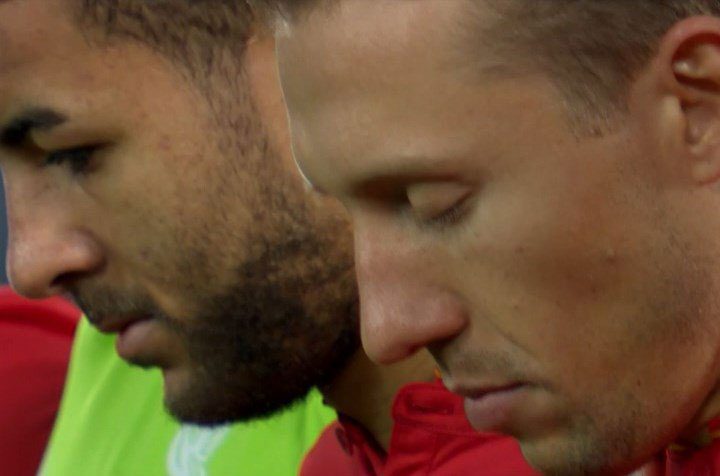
[301,380,540,476]
[41,318,337,476]
[0,287,79,476]
[660,417,720,475]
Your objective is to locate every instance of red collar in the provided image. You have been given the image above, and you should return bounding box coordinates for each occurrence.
[303,380,537,476]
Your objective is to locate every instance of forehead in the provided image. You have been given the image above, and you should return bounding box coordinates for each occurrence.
[278,0,468,104]
[0,0,93,131]
[0,0,80,70]
[0,0,107,117]
[0,0,191,128]
[277,0,542,191]
[278,1,460,176]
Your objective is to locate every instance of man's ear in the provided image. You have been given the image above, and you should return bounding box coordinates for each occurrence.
[660,17,720,184]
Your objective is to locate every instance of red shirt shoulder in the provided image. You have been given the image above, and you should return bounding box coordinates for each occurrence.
[300,380,539,476]
[385,381,538,475]
[299,418,385,476]
[662,418,720,476]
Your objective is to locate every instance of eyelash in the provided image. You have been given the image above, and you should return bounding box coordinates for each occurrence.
[43,146,97,175]
[423,204,467,227]
[410,195,472,231]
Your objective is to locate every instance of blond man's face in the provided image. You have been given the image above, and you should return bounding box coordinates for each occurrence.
[277,0,720,473]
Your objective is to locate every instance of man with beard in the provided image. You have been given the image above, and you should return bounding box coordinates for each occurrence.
[263,0,720,474]
[42,323,337,476]
[0,1,536,475]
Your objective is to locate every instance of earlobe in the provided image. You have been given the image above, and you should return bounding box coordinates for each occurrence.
[683,99,720,183]
[662,18,720,184]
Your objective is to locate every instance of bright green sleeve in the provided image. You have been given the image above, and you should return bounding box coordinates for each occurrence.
[41,319,336,476]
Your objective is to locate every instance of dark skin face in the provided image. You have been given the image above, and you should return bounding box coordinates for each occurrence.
[277,1,720,473]
[0,0,358,424]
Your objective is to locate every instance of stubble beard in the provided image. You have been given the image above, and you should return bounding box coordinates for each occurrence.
[74,221,360,426]
[75,77,361,424]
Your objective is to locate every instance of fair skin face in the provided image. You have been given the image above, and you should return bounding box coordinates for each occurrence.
[277,1,720,473]
[0,0,435,447]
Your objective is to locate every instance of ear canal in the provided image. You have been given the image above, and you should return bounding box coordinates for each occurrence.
[673,43,720,92]
[673,57,700,78]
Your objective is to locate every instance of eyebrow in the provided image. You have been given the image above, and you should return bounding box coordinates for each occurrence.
[0,108,67,148]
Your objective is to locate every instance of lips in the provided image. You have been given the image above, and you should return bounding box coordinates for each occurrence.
[465,384,528,432]
[93,314,150,334]
[445,380,529,432]
[462,382,523,399]
[86,314,157,362]
[115,318,158,361]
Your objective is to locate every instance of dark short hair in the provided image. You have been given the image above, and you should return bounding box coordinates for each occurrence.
[481,1,720,133]
[255,0,720,135]
[76,0,255,80]
[74,0,265,157]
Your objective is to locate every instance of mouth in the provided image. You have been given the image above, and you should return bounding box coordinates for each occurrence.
[115,317,159,362]
[448,381,528,432]
[89,314,156,362]
[95,314,149,334]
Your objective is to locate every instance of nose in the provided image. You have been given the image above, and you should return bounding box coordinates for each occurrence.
[353,215,468,364]
[4,179,103,299]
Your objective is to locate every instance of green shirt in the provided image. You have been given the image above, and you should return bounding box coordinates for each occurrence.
[41,319,336,476]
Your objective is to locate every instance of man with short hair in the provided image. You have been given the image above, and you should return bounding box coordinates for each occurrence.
[0,1,535,474]
[265,0,720,474]
[1,0,361,427]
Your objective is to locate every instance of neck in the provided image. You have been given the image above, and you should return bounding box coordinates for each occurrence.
[320,349,437,450]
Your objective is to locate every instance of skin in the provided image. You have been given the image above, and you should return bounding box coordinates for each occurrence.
[0,0,407,431]
[0,0,438,448]
[277,1,720,473]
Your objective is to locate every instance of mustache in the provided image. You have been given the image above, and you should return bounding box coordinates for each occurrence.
[66,284,165,328]
[433,346,533,385]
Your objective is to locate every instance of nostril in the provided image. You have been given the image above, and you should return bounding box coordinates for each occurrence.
[50,271,85,291]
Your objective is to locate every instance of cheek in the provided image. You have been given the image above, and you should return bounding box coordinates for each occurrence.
[455,179,626,314]
[454,176,720,419]
[451,171,679,375]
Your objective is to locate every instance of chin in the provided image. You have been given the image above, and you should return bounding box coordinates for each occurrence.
[520,437,638,476]
[162,385,235,426]
[163,392,310,427]
[160,366,218,424]
[161,367,314,426]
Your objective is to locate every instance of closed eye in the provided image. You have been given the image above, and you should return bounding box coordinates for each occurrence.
[406,181,474,230]
[417,197,472,228]
[43,145,98,175]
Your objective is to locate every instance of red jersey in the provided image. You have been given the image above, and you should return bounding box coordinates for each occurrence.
[659,417,720,475]
[0,287,80,476]
[300,380,539,475]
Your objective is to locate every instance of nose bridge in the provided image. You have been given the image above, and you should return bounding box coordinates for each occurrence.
[353,215,467,364]
[4,174,102,298]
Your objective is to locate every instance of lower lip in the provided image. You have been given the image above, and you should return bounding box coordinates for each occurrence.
[464,385,527,432]
[115,320,155,360]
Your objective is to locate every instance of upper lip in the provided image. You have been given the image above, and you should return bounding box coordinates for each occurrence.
[95,314,150,334]
[444,380,525,399]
